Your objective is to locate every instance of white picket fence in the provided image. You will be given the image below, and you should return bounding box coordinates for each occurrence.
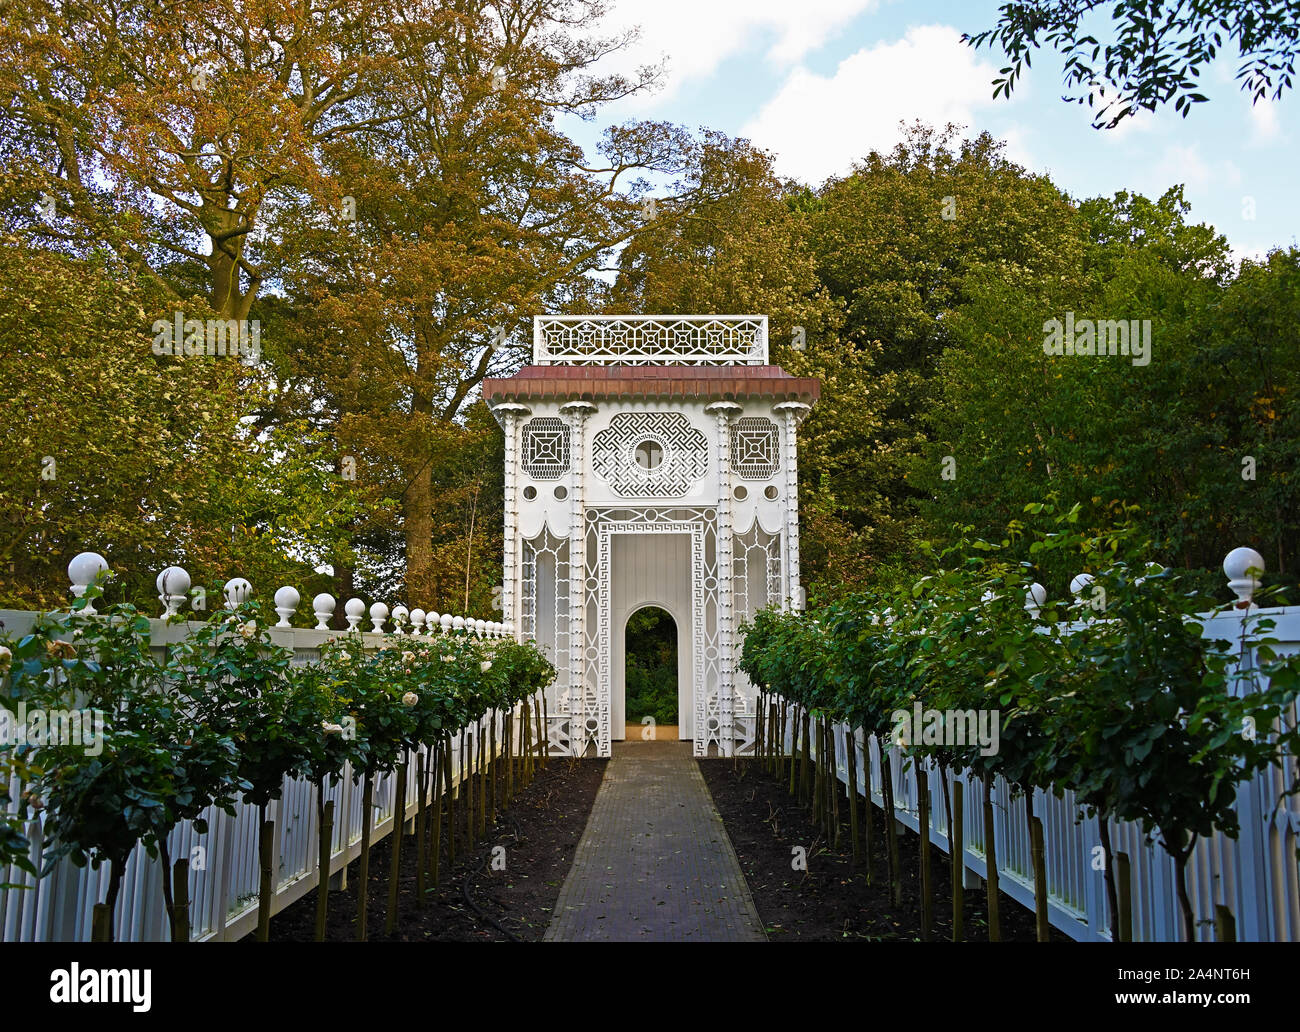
[0,566,525,943]
[780,601,1300,942]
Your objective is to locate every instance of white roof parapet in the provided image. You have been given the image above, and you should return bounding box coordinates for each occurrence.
[533,314,768,366]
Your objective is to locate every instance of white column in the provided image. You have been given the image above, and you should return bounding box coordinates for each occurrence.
[706,401,743,757]
[773,402,812,611]
[560,400,597,756]
[493,403,531,640]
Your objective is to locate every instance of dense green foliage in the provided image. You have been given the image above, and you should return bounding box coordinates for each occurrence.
[624,607,679,726]
[740,503,1300,939]
[0,587,553,935]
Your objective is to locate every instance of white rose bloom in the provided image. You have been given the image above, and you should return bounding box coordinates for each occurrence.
[402,691,419,708]
[239,621,257,639]
[480,660,492,673]
[321,721,344,735]
[441,654,454,663]
[0,645,11,668]
[401,651,416,664]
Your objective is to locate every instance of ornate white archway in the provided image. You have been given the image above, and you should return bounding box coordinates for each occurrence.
[484,316,819,757]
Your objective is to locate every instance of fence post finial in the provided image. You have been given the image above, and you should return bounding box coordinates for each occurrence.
[369,602,388,634]
[1025,582,1046,619]
[343,598,365,632]
[1224,547,1265,608]
[68,552,110,614]
[157,566,191,618]
[409,608,426,635]
[273,586,300,628]
[312,593,336,630]
[441,613,454,633]
[391,605,409,635]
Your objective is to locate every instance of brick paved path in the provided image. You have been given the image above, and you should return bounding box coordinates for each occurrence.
[544,741,766,942]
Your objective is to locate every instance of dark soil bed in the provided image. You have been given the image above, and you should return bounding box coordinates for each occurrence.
[256,756,606,942]
[700,759,1071,942]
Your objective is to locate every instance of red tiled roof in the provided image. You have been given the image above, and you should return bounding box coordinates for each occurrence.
[481,365,820,404]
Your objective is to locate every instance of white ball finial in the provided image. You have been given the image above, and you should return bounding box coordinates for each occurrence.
[224,577,252,608]
[441,613,453,633]
[409,608,426,635]
[453,615,466,632]
[344,597,366,632]
[369,601,389,633]
[273,585,300,628]
[1224,547,1265,607]
[391,605,409,635]
[427,611,441,634]
[1025,582,1047,618]
[312,593,336,630]
[475,619,486,636]
[68,552,109,613]
[156,566,191,618]
[1069,573,1094,598]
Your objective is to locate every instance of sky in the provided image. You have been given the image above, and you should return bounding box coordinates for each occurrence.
[560,0,1297,264]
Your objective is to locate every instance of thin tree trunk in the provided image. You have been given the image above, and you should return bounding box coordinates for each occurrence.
[952,779,965,942]
[1028,801,1049,942]
[880,747,901,907]
[846,726,860,866]
[314,786,334,942]
[356,772,374,940]
[257,803,275,942]
[430,739,444,887]
[385,759,408,935]
[918,765,933,941]
[983,774,1001,942]
[444,735,456,867]
[1116,851,1133,942]
[415,752,427,908]
[172,858,190,942]
[1173,841,1196,943]
[1098,817,1118,942]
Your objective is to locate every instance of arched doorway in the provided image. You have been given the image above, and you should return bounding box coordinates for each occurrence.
[622,606,681,741]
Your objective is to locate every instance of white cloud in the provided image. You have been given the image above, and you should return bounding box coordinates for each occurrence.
[585,0,879,107]
[738,25,1007,184]
[1249,97,1281,143]
[1153,143,1212,194]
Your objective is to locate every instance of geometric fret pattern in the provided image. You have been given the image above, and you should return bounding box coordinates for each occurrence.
[731,417,780,479]
[521,417,570,480]
[591,412,708,497]
[535,315,768,366]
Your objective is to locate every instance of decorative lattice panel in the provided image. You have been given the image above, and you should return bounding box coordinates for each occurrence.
[592,413,709,497]
[731,417,780,479]
[733,526,782,623]
[534,315,768,365]
[521,417,570,480]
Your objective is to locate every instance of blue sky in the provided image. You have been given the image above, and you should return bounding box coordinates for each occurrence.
[562,0,1296,264]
